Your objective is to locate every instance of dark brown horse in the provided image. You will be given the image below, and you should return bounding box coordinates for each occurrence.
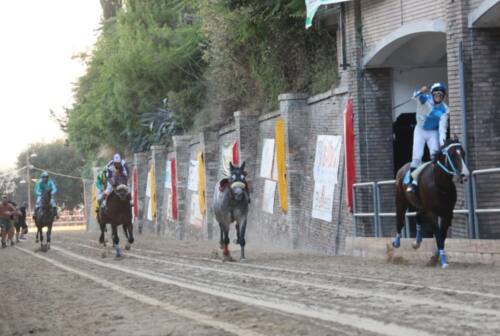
[34,189,55,251]
[392,138,470,268]
[97,173,133,258]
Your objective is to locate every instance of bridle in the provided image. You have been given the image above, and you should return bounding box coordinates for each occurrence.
[436,143,462,176]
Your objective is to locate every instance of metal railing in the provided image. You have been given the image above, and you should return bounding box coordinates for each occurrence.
[471,168,500,239]
[353,167,500,239]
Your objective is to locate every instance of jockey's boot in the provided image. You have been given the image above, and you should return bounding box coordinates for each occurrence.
[406,167,418,193]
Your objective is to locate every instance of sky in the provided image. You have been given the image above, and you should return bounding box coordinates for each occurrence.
[0,1,102,171]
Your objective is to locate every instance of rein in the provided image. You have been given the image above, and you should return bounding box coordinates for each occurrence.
[436,143,461,176]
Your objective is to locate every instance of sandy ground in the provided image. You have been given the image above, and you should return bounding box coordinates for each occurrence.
[1,230,500,336]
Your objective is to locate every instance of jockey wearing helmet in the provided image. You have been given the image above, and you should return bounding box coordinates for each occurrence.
[407,82,449,192]
[101,153,130,208]
[34,171,58,217]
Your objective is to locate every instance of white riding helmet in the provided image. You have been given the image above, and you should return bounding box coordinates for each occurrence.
[113,153,122,163]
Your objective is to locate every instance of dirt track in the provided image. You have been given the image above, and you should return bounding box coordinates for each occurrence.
[1,231,500,336]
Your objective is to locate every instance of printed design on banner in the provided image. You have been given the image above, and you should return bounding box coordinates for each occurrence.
[146,164,157,221]
[197,151,206,216]
[220,141,239,177]
[187,159,199,192]
[190,193,203,228]
[312,135,342,222]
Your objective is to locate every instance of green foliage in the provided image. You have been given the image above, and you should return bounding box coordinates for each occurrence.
[66,0,337,159]
[14,141,86,209]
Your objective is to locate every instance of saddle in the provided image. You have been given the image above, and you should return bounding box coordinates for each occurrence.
[403,161,432,185]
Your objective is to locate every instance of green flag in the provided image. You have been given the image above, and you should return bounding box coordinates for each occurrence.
[306,0,349,29]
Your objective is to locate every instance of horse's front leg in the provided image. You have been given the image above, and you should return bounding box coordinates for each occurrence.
[218,222,224,250]
[237,217,247,261]
[46,223,53,250]
[436,214,452,269]
[124,223,134,250]
[99,222,106,246]
[111,224,121,258]
[412,211,424,249]
[38,227,44,249]
[392,190,408,248]
[222,224,231,261]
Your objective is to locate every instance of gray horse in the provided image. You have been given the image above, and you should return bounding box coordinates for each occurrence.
[213,162,250,261]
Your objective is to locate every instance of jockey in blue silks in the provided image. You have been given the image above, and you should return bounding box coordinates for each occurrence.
[34,171,58,218]
[101,153,130,209]
[406,82,449,192]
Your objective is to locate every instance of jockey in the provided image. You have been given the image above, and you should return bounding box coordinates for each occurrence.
[95,167,108,211]
[102,153,130,209]
[34,171,58,218]
[406,82,449,192]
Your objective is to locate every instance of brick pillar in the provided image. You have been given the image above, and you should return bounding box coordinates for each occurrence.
[133,152,149,234]
[172,135,191,240]
[235,110,259,197]
[279,93,310,249]
[151,145,167,236]
[200,127,219,240]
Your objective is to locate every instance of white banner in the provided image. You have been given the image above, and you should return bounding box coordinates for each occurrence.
[260,138,275,179]
[262,179,277,214]
[305,0,349,29]
[164,160,172,189]
[312,135,342,221]
[187,160,199,191]
[190,193,203,227]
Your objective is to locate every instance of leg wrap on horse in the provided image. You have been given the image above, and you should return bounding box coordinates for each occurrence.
[439,250,448,269]
[392,233,401,248]
[415,224,423,244]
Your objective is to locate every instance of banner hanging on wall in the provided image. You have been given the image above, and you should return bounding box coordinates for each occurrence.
[187,159,199,191]
[165,160,172,189]
[312,135,342,222]
[262,179,277,214]
[171,159,178,220]
[275,119,288,213]
[197,151,206,216]
[132,167,139,220]
[260,138,275,179]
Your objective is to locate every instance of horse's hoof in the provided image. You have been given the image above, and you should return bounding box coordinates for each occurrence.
[125,244,131,251]
[35,239,39,243]
[240,257,247,263]
[392,240,400,248]
[223,254,233,262]
[101,251,107,258]
[426,255,439,267]
[441,263,449,269]
[412,242,421,250]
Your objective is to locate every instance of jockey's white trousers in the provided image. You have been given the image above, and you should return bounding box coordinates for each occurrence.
[411,126,439,168]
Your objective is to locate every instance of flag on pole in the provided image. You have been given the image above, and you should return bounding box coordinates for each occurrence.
[305,0,349,29]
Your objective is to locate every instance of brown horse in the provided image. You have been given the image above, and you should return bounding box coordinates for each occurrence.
[97,173,133,258]
[392,138,470,268]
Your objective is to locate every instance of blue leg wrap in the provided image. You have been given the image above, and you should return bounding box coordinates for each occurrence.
[392,234,401,248]
[415,224,423,244]
[439,250,448,268]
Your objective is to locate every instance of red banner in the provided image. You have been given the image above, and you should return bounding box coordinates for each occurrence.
[171,159,178,220]
[344,99,356,212]
[232,140,239,165]
[132,167,139,219]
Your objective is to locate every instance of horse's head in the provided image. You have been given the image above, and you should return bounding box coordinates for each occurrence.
[114,183,129,201]
[228,161,248,201]
[41,189,52,208]
[437,138,470,183]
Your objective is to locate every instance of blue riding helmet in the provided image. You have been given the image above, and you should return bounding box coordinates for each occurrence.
[430,82,447,96]
[40,171,49,178]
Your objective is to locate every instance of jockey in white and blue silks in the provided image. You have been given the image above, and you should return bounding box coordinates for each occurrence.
[406,82,449,192]
[34,171,58,217]
[101,153,130,209]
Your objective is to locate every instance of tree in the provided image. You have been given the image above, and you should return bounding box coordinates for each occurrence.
[15,141,86,209]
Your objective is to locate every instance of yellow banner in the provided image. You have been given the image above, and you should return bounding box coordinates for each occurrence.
[91,184,97,215]
[197,151,206,215]
[275,118,288,213]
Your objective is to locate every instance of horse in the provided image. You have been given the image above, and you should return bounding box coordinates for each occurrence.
[392,138,470,268]
[34,189,55,251]
[97,173,133,258]
[213,161,250,262]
